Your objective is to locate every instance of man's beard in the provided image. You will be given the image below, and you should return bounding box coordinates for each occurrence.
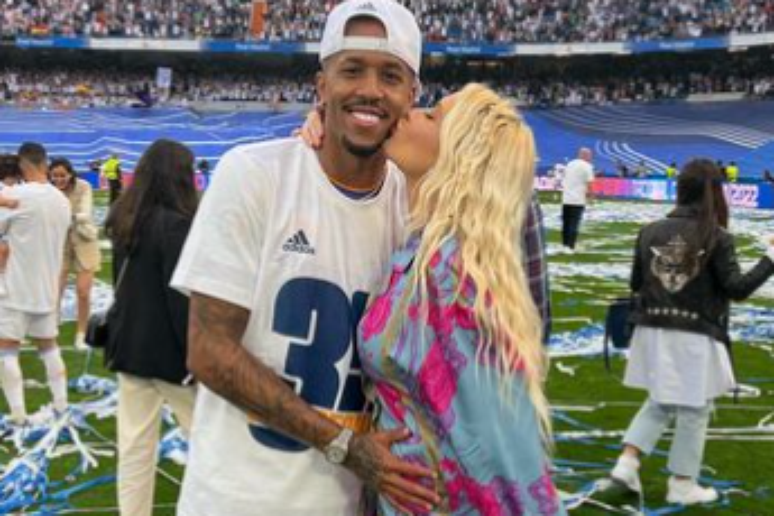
[342,128,393,158]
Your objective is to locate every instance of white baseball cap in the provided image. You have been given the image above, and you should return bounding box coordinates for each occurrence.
[319,0,422,76]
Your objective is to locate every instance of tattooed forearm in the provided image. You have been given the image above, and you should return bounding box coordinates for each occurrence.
[186,293,439,510]
[188,292,340,450]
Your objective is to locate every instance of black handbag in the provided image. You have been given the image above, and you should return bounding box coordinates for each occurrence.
[85,258,130,349]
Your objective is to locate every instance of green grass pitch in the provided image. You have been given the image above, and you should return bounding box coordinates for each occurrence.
[1,192,772,515]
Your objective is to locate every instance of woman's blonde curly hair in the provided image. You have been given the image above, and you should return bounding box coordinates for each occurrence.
[408,83,551,442]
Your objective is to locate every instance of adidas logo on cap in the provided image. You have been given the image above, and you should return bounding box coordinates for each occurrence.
[282,230,315,255]
[355,1,378,12]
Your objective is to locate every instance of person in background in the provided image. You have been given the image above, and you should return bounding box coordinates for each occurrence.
[0,155,23,188]
[763,169,774,184]
[560,147,594,253]
[197,159,211,189]
[101,153,122,204]
[50,158,101,351]
[617,160,631,178]
[104,139,199,516]
[726,161,739,183]
[0,155,23,296]
[609,159,774,505]
[715,160,726,181]
[666,162,678,179]
[0,143,71,425]
[634,160,648,178]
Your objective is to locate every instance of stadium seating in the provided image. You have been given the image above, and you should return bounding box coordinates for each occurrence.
[535,101,774,179]
[2,100,773,181]
[1,0,773,43]
[3,66,772,110]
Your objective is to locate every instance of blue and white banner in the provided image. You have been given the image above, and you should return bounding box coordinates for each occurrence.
[202,40,307,54]
[627,36,729,54]
[15,37,88,49]
[424,42,514,57]
[18,33,771,57]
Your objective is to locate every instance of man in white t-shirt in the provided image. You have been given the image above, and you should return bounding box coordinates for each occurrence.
[561,147,595,253]
[0,143,71,424]
[171,1,438,515]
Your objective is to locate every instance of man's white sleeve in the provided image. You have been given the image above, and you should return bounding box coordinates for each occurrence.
[0,206,19,234]
[171,148,272,310]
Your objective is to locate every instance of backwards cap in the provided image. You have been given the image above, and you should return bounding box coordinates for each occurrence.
[319,0,422,76]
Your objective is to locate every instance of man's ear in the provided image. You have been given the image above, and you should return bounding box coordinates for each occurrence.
[315,70,327,107]
[409,80,420,108]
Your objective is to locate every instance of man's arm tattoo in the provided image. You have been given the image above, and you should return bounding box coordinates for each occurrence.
[188,293,340,450]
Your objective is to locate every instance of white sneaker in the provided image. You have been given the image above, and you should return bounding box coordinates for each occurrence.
[666,477,718,505]
[564,246,576,255]
[74,332,89,351]
[610,454,642,493]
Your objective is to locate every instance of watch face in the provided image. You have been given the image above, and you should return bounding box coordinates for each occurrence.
[327,447,347,464]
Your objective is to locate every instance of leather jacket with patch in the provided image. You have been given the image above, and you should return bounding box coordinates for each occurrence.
[630,206,774,345]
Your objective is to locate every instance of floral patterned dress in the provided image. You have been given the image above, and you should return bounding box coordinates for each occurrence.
[359,234,565,516]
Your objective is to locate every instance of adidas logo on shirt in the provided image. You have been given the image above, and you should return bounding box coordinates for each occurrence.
[282,230,315,255]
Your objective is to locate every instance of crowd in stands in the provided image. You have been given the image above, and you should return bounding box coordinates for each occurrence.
[411,0,774,43]
[1,0,774,43]
[0,69,316,108]
[0,0,253,40]
[2,67,773,109]
[509,72,774,107]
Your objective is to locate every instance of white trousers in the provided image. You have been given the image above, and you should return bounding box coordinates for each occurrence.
[118,373,197,516]
[623,397,713,478]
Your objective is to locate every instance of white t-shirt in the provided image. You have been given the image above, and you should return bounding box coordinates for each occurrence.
[171,139,407,516]
[0,182,71,313]
[561,158,594,206]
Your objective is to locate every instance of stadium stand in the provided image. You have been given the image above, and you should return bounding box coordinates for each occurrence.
[4,67,773,109]
[0,69,317,107]
[3,45,773,109]
[1,0,773,43]
[0,0,253,39]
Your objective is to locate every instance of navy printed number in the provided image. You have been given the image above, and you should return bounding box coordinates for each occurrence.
[340,291,368,411]
[248,278,368,451]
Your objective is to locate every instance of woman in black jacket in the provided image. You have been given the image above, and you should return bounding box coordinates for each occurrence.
[105,139,198,516]
[609,158,774,506]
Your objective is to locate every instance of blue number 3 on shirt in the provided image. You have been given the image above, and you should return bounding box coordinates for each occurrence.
[248,278,368,452]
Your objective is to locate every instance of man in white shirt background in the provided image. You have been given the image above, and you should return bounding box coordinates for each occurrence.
[561,147,595,253]
[0,142,71,425]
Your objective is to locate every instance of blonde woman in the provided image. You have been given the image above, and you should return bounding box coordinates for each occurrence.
[358,84,564,515]
[50,158,101,350]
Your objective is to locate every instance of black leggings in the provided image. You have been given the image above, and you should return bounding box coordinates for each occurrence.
[108,179,123,204]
